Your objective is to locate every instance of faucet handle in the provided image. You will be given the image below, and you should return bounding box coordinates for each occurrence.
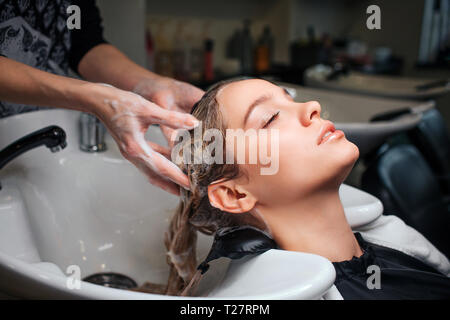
[0,125,67,188]
[79,113,107,152]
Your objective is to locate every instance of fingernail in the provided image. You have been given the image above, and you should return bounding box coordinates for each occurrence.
[181,180,191,191]
[184,117,200,129]
[182,183,191,191]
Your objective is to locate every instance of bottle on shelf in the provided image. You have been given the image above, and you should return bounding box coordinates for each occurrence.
[204,38,214,82]
[154,20,173,77]
[254,25,274,73]
[172,21,189,81]
[240,19,254,74]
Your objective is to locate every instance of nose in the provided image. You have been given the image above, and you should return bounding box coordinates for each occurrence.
[299,101,321,126]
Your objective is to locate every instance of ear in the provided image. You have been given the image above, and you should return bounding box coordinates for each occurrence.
[207,179,257,213]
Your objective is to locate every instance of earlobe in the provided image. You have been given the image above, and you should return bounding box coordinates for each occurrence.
[207,181,257,213]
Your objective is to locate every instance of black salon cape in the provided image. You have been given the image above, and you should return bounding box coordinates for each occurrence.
[332,233,450,299]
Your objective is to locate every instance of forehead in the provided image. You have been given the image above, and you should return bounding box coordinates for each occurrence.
[216,79,278,128]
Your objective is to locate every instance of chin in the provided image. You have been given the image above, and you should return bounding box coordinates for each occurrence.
[336,141,359,181]
[348,140,360,162]
[326,140,359,184]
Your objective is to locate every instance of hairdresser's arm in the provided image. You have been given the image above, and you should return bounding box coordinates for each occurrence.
[0,56,86,111]
[77,44,204,143]
[0,56,198,194]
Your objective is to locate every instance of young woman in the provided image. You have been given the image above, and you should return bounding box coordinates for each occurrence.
[142,78,450,299]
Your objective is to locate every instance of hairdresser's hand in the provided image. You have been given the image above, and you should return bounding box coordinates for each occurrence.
[87,83,200,195]
[133,76,204,147]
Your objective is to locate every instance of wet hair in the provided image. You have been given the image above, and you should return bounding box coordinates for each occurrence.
[134,78,269,296]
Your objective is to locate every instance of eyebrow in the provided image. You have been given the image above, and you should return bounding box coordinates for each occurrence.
[243,93,273,127]
[283,87,293,98]
[242,87,292,126]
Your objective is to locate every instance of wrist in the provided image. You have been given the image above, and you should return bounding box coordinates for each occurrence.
[71,82,111,118]
[131,72,164,92]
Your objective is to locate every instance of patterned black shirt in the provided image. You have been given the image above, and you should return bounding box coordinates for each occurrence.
[0,0,106,118]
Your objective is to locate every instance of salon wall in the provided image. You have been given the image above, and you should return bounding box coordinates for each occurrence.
[289,0,357,41]
[96,0,147,67]
[345,0,426,75]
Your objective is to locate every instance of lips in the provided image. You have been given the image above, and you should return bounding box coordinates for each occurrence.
[317,121,335,145]
[317,121,343,145]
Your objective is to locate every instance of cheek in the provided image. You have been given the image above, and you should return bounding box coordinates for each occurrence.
[310,138,360,182]
[276,130,319,182]
[243,130,319,200]
[261,133,359,192]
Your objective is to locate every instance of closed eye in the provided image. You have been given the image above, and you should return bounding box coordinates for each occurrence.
[262,110,280,128]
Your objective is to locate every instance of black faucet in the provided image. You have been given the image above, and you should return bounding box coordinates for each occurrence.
[0,125,67,190]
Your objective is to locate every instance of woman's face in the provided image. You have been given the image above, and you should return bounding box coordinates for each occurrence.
[215,79,359,207]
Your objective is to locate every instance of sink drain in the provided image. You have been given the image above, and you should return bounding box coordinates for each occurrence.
[83,272,137,289]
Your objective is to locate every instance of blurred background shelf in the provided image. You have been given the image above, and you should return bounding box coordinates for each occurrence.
[95,0,449,121]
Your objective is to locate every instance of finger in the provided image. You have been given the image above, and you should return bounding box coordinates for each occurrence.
[143,101,200,130]
[122,133,190,191]
[174,82,204,112]
[133,144,190,189]
[183,87,205,111]
[160,125,193,152]
[145,168,181,196]
[143,151,190,190]
[159,92,177,110]
[160,125,176,148]
[147,141,171,159]
[147,173,181,196]
[130,155,181,196]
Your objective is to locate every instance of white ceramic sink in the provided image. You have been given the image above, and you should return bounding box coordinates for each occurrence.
[0,109,383,299]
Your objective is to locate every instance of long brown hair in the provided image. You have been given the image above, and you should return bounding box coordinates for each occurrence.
[135,78,268,296]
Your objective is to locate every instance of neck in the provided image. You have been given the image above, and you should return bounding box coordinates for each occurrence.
[254,186,363,262]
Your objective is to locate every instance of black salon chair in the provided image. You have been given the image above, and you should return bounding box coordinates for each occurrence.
[370,108,450,196]
[407,108,450,195]
[362,144,449,258]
